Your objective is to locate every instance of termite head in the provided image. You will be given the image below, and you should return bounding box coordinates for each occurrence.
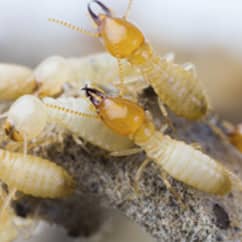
[4,95,48,141]
[88,0,144,58]
[82,86,145,136]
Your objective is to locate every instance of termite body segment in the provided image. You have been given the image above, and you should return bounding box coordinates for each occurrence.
[3,95,134,152]
[0,64,36,101]
[33,56,78,97]
[83,87,240,195]
[0,149,74,198]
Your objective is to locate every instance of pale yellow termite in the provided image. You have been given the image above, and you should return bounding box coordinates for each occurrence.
[0,149,74,198]
[82,87,242,196]
[0,57,78,101]
[49,0,208,120]
[0,64,36,101]
[2,95,134,153]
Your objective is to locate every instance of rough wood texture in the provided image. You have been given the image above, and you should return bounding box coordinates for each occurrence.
[0,54,241,241]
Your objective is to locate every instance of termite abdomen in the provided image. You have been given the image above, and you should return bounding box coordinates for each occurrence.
[0,149,74,198]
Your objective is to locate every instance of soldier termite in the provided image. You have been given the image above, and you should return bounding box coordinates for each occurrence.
[82,86,242,196]
[48,0,208,120]
[2,94,134,153]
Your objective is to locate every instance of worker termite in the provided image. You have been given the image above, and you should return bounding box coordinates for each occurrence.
[0,147,74,240]
[0,56,77,101]
[2,94,134,153]
[49,0,208,120]
[0,149,74,199]
[82,86,242,196]
[0,63,36,101]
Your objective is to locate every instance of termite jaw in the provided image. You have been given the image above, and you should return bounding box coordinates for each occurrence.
[81,85,104,107]
[88,0,111,25]
[3,121,24,142]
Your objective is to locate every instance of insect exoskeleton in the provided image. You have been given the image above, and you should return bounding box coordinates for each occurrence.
[83,87,242,195]
[42,96,134,152]
[32,56,78,97]
[67,53,144,92]
[49,0,208,120]
[4,95,48,142]
[3,94,134,152]
[0,64,36,101]
[0,149,74,198]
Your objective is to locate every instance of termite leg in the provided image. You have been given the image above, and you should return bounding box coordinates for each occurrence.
[0,187,17,220]
[48,18,100,38]
[133,158,151,194]
[160,170,186,209]
[72,135,90,153]
[157,98,176,134]
[123,0,133,19]
[206,118,231,145]
[110,147,143,157]
[183,62,197,78]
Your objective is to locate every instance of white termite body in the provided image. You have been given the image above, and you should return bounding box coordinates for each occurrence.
[4,95,134,152]
[0,149,74,198]
[0,64,35,101]
[136,132,231,195]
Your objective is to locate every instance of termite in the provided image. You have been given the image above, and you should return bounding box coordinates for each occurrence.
[0,149,74,198]
[0,57,77,101]
[0,147,74,238]
[82,86,242,196]
[0,64,36,101]
[2,94,134,153]
[49,0,208,120]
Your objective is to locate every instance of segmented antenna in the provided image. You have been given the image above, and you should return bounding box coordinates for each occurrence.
[48,18,99,38]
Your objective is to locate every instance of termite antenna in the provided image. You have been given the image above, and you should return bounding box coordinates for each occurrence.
[124,0,133,19]
[48,18,100,38]
[88,0,112,25]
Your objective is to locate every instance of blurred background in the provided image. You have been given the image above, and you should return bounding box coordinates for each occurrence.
[1,0,242,122]
[1,0,242,241]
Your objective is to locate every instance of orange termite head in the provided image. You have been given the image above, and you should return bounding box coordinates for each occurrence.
[82,85,145,136]
[88,0,144,58]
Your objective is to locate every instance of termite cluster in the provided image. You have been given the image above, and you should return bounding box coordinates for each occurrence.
[0,0,241,241]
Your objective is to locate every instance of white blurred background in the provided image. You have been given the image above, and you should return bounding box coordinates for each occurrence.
[1,0,242,121]
[1,0,242,241]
